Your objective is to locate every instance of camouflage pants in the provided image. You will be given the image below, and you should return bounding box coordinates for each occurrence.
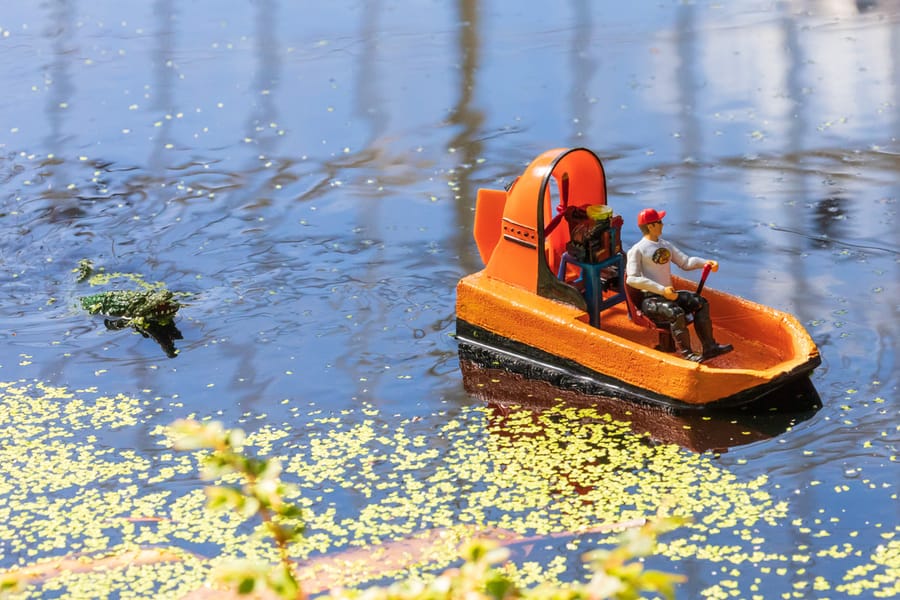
[641,291,715,350]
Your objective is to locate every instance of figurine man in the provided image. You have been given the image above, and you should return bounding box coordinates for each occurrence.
[626,208,733,362]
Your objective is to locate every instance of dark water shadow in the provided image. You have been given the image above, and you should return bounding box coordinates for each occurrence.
[102,318,184,359]
[459,358,821,454]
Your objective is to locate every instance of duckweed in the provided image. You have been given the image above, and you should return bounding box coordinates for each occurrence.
[0,381,897,598]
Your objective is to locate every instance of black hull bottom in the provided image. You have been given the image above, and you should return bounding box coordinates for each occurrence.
[456,319,821,414]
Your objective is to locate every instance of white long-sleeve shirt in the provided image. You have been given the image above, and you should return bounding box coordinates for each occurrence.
[626,237,706,296]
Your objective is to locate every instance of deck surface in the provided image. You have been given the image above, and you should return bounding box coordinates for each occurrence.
[594,300,784,371]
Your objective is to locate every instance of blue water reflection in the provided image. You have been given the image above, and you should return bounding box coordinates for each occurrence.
[0,1,897,597]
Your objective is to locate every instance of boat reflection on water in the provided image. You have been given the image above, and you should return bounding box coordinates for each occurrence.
[458,349,821,454]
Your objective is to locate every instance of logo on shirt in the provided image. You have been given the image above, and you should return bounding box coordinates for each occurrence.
[652,247,671,265]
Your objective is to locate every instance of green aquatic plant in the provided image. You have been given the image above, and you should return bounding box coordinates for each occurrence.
[166,419,685,600]
[75,260,160,290]
[72,259,94,284]
[324,523,685,600]
[168,419,305,600]
[0,575,25,597]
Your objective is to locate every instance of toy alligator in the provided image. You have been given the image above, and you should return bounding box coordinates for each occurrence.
[77,262,184,357]
[80,289,181,324]
[455,147,821,411]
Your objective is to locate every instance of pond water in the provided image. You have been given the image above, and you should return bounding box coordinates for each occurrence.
[1,1,898,598]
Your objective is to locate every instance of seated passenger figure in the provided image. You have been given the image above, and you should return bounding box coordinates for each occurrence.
[626,208,733,362]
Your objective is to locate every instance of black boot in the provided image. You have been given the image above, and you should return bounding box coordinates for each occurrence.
[673,327,703,363]
[693,302,733,360]
[702,343,733,360]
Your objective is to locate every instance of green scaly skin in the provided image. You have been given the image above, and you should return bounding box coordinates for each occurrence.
[75,262,185,357]
[80,289,181,324]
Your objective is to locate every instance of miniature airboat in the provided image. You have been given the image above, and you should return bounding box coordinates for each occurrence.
[455,147,820,411]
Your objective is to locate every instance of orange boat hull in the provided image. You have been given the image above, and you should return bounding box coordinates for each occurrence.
[456,147,819,410]
[456,270,820,410]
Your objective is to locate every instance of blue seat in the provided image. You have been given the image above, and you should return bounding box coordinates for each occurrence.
[557,252,625,328]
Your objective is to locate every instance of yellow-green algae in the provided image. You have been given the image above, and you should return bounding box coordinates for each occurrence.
[0,380,897,598]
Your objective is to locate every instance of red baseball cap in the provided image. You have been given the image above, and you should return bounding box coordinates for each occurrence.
[637,208,666,226]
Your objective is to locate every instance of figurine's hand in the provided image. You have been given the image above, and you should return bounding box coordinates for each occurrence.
[706,260,719,272]
[663,286,678,300]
